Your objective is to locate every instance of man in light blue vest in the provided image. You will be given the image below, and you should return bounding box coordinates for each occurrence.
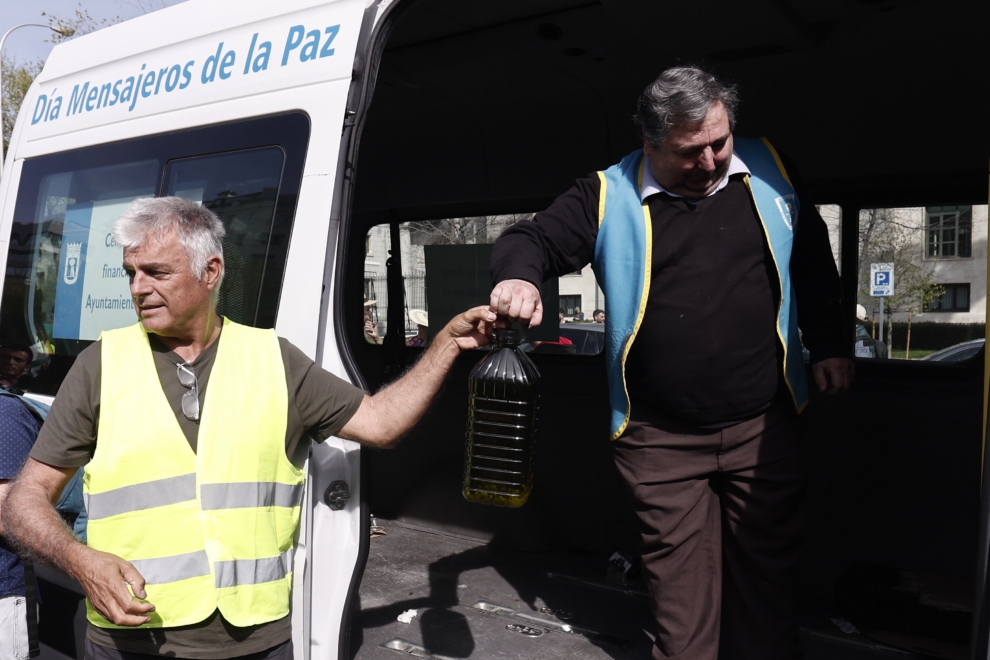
[490,66,853,659]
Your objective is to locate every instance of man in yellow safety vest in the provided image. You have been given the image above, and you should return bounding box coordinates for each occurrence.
[1,196,496,660]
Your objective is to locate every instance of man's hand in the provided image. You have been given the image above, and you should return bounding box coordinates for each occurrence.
[364,320,382,344]
[341,306,496,448]
[72,547,155,626]
[437,305,497,351]
[489,279,543,328]
[812,357,855,395]
[3,458,154,627]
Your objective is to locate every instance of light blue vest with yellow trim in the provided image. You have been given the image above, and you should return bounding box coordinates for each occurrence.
[592,137,809,440]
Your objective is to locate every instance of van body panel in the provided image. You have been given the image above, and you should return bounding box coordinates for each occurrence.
[0,2,372,659]
[18,0,364,152]
[342,1,990,658]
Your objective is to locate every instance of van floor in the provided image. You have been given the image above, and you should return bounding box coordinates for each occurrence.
[351,521,959,660]
[350,519,656,659]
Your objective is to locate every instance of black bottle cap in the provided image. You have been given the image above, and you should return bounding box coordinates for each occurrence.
[494,328,522,345]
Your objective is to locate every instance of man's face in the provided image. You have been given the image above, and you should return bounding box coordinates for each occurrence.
[644,101,733,200]
[594,312,605,323]
[123,230,219,338]
[0,349,29,381]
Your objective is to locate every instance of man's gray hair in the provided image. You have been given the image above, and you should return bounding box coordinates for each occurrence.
[113,197,225,287]
[633,66,739,148]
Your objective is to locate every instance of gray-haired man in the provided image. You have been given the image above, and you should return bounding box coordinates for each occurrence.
[3,197,496,659]
[489,66,853,658]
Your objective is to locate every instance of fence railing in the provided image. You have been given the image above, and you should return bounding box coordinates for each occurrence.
[364,271,427,337]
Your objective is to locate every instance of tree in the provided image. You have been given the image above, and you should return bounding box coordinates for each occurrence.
[2,4,129,155]
[1,54,43,155]
[857,207,943,357]
[42,4,121,43]
[406,214,532,247]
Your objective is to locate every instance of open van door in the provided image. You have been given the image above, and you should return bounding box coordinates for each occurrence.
[334,1,990,658]
[0,1,394,659]
[969,173,990,658]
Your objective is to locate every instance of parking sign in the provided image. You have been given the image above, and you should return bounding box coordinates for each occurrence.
[870,263,894,296]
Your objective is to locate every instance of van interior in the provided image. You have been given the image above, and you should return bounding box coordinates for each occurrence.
[343,0,990,658]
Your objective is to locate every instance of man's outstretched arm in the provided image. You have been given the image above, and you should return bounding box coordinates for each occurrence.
[2,458,156,626]
[339,305,496,447]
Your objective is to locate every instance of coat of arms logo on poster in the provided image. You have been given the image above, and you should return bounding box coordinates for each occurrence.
[63,242,82,285]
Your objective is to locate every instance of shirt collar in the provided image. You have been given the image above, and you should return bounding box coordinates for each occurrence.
[639,151,750,202]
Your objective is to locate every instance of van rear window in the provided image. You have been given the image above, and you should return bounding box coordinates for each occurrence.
[361,216,606,354]
[850,205,988,361]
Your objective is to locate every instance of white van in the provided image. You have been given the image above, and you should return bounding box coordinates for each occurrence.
[2,3,370,659]
[3,1,990,659]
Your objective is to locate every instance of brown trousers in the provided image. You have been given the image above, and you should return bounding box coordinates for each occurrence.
[612,401,803,660]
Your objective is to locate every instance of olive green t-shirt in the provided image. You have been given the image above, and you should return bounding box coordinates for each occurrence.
[29,328,366,659]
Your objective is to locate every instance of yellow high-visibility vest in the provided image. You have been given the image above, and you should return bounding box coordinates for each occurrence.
[84,319,304,629]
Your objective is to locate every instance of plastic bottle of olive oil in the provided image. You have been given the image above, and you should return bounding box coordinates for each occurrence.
[462,328,540,507]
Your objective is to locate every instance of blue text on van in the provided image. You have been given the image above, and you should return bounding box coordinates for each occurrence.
[31,23,340,125]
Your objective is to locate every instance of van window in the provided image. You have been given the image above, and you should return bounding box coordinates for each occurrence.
[163,147,285,326]
[3,158,161,393]
[362,216,606,354]
[1,113,309,394]
[855,205,988,361]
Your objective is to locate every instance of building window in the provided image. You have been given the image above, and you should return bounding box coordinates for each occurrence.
[926,283,970,312]
[926,206,972,258]
[559,295,582,316]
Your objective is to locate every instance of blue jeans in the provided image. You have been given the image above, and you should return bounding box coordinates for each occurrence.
[0,595,28,660]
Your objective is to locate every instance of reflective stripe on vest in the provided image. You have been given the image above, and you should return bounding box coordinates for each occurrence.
[130,550,211,584]
[200,482,305,510]
[125,549,296,589]
[215,549,294,588]
[84,474,197,520]
[86,318,304,629]
[594,138,809,439]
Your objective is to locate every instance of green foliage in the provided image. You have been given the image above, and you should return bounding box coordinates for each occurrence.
[881,321,985,351]
[857,207,943,316]
[2,54,43,155]
[889,348,939,360]
[3,5,126,157]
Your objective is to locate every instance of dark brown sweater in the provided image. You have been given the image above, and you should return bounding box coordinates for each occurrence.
[491,165,846,426]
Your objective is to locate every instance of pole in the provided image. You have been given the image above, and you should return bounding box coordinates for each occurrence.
[879,297,885,345]
[0,23,61,176]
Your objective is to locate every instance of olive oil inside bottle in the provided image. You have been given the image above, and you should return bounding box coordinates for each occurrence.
[463,327,540,507]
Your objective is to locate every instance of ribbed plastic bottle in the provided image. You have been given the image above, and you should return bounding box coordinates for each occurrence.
[462,327,540,507]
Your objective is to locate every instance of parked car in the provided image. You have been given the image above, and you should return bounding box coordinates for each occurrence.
[919,339,985,362]
[522,323,605,355]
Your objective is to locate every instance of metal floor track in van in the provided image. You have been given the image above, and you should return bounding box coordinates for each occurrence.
[352,521,960,660]
[350,519,656,659]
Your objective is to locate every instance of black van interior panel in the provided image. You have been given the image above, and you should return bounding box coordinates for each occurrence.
[353,0,989,223]
[346,0,990,658]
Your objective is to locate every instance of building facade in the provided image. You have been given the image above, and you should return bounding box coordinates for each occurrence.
[820,204,988,325]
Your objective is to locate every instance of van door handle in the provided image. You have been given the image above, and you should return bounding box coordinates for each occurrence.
[324,480,350,510]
